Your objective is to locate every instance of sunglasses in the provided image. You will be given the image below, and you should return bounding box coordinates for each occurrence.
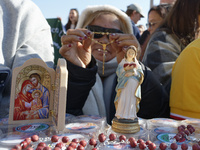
[146,22,160,28]
[86,25,123,39]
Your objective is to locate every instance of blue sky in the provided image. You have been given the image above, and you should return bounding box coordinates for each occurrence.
[32,0,160,28]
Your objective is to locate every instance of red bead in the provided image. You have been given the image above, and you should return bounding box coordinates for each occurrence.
[51,135,59,143]
[181,143,188,150]
[79,140,87,147]
[184,129,190,136]
[139,142,146,149]
[130,140,137,148]
[98,133,106,142]
[62,136,70,143]
[119,135,126,142]
[66,146,74,150]
[145,140,152,145]
[55,142,63,148]
[38,142,47,147]
[54,147,61,150]
[89,138,97,146]
[24,138,31,145]
[31,135,39,142]
[128,137,136,142]
[43,147,52,150]
[109,133,116,141]
[171,143,178,150]
[69,142,77,149]
[77,145,85,150]
[72,138,79,143]
[192,144,200,150]
[159,142,167,150]
[137,139,144,144]
[36,146,44,150]
[148,142,156,150]
[20,141,28,149]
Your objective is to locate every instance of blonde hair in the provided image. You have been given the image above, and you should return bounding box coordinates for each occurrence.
[76,5,133,34]
[81,11,130,34]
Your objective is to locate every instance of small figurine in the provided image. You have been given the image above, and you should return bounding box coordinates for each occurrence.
[112,45,144,133]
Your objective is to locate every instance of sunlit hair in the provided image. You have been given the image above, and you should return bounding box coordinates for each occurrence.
[159,0,200,46]
[81,11,130,34]
[148,4,172,19]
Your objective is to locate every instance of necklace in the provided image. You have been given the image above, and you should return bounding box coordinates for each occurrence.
[89,32,115,75]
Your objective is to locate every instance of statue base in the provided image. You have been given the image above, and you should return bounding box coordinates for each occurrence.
[111,117,140,134]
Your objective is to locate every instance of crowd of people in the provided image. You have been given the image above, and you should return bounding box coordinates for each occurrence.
[1,0,200,126]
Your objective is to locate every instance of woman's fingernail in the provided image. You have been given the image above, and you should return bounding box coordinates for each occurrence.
[79,37,83,40]
[67,44,72,47]
[87,31,91,35]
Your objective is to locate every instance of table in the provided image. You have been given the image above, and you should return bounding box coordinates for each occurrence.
[0,115,199,150]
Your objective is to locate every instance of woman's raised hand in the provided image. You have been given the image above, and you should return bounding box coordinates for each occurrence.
[59,29,93,68]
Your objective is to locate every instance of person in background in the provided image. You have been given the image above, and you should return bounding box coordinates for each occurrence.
[137,24,145,35]
[126,4,145,40]
[60,5,169,124]
[0,0,54,119]
[170,37,200,120]
[160,0,177,4]
[139,4,172,61]
[142,0,200,94]
[64,8,79,32]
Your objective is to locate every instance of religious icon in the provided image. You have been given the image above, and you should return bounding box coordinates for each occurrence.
[112,45,144,133]
[13,69,50,121]
[9,58,67,131]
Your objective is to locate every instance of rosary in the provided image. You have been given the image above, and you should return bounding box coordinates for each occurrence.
[89,31,115,75]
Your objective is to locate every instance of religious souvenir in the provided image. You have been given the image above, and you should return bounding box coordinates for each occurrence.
[112,45,144,133]
[8,58,68,131]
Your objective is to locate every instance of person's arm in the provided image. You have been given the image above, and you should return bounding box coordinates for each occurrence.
[66,57,97,116]
[4,0,54,69]
[142,31,183,87]
[0,0,54,119]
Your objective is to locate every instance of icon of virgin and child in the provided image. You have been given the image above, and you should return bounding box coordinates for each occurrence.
[13,73,50,120]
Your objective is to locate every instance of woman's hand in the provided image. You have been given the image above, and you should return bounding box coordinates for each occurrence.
[59,29,93,68]
[110,33,139,63]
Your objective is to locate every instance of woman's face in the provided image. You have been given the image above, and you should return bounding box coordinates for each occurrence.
[25,84,32,92]
[127,49,136,60]
[148,10,163,34]
[90,14,121,62]
[69,10,78,23]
